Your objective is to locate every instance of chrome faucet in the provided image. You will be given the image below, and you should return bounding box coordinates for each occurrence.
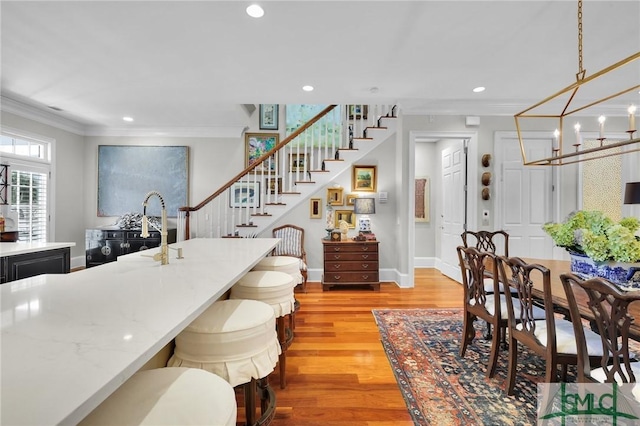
[141,190,169,265]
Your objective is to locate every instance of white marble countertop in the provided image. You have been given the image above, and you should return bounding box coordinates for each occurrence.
[1,237,278,425]
[0,241,76,257]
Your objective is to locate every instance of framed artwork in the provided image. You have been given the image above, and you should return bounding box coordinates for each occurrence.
[229,182,260,208]
[245,133,278,173]
[259,104,279,130]
[352,165,377,192]
[327,187,344,206]
[265,177,282,194]
[310,198,322,219]
[415,177,430,222]
[289,153,306,172]
[347,105,368,120]
[335,210,356,229]
[346,194,357,206]
[97,145,189,217]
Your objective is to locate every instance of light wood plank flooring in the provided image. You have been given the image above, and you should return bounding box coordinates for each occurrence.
[261,269,463,426]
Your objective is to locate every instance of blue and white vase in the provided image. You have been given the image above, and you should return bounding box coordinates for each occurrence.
[570,253,640,290]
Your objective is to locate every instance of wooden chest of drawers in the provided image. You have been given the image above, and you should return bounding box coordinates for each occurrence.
[322,239,380,291]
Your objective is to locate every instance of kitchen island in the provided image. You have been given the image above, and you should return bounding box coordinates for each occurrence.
[1,237,278,425]
[0,241,75,283]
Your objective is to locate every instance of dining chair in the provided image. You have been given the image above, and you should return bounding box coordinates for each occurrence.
[272,224,307,293]
[497,257,604,395]
[561,273,640,391]
[457,246,521,378]
[461,230,512,341]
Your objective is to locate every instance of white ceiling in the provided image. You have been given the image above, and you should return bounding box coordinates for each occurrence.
[1,1,639,136]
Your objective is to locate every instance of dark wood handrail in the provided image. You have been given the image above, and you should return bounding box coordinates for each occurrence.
[178,104,338,240]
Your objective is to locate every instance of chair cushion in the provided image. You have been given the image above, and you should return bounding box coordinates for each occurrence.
[79,367,237,426]
[590,362,640,401]
[273,228,303,257]
[252,256,304,285]
[169,299,281,387]
[474,294,546,320]
[231,271,296,317]
[515,319,605,356]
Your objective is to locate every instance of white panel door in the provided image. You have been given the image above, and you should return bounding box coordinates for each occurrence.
[440,142,465,281]
[498,137,554,259]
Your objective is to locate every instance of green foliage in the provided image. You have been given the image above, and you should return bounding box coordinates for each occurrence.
[542,210,640,263]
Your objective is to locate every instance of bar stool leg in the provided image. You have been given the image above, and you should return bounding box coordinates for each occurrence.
[244,378,257,426]
[277,316,287,389]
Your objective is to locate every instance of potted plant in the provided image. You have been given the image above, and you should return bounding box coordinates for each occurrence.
[543,210,640,288]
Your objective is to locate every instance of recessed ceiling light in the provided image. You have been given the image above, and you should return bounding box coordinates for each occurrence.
[246,4,264,18]
[302,85,314,92]
[123,116,134,122]
[473,86,486,93]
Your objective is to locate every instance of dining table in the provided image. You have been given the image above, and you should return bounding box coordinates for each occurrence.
[524,257,640,339]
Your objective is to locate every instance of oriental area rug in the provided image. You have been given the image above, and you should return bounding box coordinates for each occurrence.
[372,308,565,426]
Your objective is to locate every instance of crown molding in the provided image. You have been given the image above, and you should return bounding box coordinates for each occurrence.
[1,95,88,135]
[84,126,248,138]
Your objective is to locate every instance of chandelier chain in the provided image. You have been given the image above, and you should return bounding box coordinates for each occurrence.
[577,0,583,74]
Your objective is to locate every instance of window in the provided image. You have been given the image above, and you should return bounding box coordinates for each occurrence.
[0,129,52,242]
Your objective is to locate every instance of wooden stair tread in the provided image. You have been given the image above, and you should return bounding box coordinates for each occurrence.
[323,159,344,162]
[353,137,373,141]
[252,213,272,217]
[236,224,258,228]
[310,170,330,173]
[265,202,287,206]
[295,181,316,184]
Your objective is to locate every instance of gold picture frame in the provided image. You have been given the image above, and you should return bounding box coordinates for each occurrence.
[265,177,282,195]
[346,194,357,206]
[352,165,377,192]
[347,105,368,120]
[327,187,344,206]
[289,153,306,172]
[335,210,356,229]
[310,198,322,219]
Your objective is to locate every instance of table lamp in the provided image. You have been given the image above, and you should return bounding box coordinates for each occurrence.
[354,197,376,233]
[624,182,640,204]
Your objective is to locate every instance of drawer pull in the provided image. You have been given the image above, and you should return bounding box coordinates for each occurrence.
[333,247,342,252]
[333,255,341,259]
[361,247,369,251]
[362,275,369,280]
[333,275,341,280]
[333,264,341,269]
[362,254,369,259]
[362,264,369,269]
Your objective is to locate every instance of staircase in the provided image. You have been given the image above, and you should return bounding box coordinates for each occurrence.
[177,104,397,240]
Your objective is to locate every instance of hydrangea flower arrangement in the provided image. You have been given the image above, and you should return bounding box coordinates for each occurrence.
[543,210,640,263]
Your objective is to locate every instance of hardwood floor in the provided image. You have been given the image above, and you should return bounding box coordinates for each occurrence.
[258,269,463,426]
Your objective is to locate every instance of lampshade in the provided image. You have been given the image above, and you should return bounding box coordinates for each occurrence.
[624,182,640,204]
[353,198,376,215]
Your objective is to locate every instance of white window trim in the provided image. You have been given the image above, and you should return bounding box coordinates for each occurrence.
[0,126,56,242]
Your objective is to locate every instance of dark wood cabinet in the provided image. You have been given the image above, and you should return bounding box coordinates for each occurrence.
[85,228,177,268]
[322,239,380,291]
[1,247,70,284]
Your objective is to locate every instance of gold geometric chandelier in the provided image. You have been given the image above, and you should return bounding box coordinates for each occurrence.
[514,0,640,166]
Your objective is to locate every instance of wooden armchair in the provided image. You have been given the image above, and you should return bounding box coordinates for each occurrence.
[561,273,640,388]
[272,224,307,293]
[461,230,509,258]
[497,257,602,395]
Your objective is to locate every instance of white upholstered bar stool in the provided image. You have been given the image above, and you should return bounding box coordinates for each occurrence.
[252,255,303,332]
[230,270,295,389]
[80,367,236,426]
[168,299,281,426]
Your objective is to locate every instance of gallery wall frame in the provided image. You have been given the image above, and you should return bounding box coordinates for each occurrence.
[346,194,357,206]
[265,177,282,195]
[352,165,377,192]
[259,104,279,130]
[289,153,306,172]
[310,198,322,219]
[327,187,344,206]
[347,105,368,120]
[97,145,189,217]
[335,210,356,229]
[245,133,278,173]
[415,177,430,222]
[229,182,260,208]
